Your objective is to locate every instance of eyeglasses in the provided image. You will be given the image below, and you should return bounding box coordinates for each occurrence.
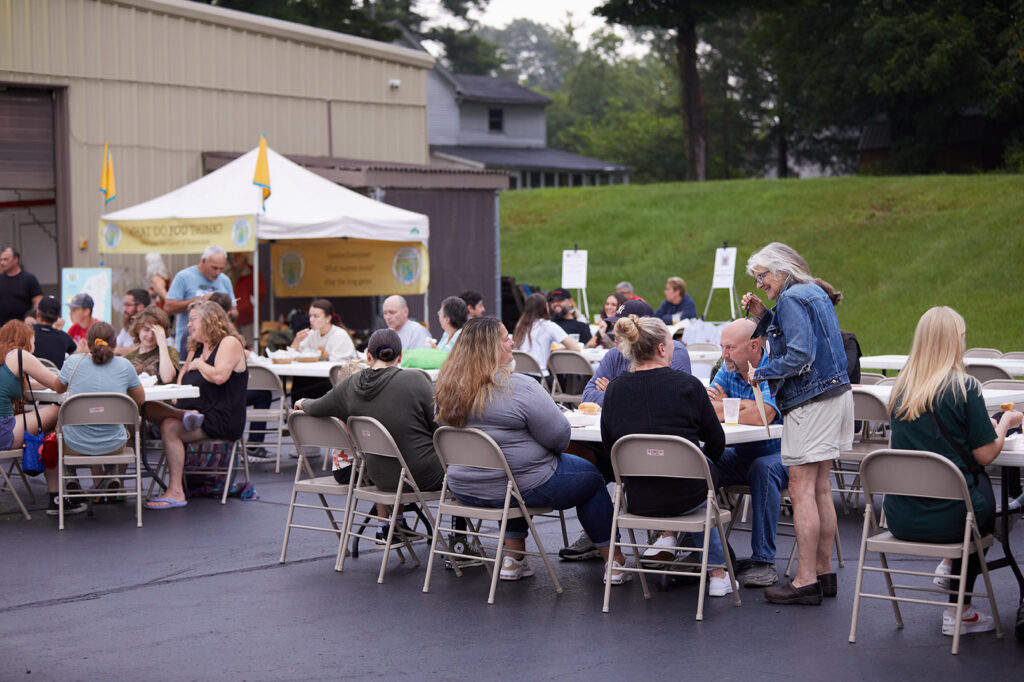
[754,270,771,284]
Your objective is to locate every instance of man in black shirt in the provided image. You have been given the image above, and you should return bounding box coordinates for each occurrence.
[548,288,592,344]
[0,247,43,325]
[32,296,77,368]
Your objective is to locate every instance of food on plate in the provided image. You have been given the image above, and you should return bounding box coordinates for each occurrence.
[577,402,601,415]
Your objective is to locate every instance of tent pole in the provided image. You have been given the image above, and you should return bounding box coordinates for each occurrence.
[253,216,260,351]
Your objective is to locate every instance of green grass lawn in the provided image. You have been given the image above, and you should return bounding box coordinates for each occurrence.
[500,175,1024,355]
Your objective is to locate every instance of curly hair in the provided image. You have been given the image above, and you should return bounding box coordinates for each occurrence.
[129,305,171,343]
[187,300,243,353]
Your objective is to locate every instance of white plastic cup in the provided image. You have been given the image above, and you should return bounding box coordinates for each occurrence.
[672,312,682,323]
[723,398,741,426]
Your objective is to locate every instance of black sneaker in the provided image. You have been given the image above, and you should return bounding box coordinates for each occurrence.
[558,531,600,561]
[46,494,88,517]
[245,446,274,463]
[444,534,485,570]
[376,519,412,547]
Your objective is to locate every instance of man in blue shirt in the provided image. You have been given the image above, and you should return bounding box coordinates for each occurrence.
[165,245,236,354]
[707,318,788,587]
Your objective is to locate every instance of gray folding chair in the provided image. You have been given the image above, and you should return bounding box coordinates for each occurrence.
[151,437,246,505]
[833,387,892,513]
[965,363,1013,383]
[339,416,443,583]
[56,392,143,530]
[685,342,720,353]
[547,349,594,407]
[280,412,354,563]
[424,426,563,604]
[963,347,1002,359]
[858,372,886,385]
[981,378,1024,392]
[511,350,543,377]
[244,365,289,473]
[605,434,741,619]
[849,449,1003,655]
[0,449,34,520]
[998,351,1024,360]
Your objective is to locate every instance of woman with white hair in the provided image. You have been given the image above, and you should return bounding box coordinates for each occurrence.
[741,242,853,605]
[885,306,1021,635]
[145,253,171,309]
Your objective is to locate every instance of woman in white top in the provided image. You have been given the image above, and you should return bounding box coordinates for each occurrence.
[290,298,356,404]
[513,293,581,374]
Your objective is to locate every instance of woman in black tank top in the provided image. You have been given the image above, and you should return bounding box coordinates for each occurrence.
[144,301,248,509]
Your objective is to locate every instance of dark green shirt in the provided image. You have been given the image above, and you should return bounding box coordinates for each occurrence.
[883,380,996,542]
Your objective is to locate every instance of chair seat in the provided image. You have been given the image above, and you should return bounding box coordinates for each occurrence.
[293,476,350,495]
[616,508,731,533]
[437,499,553,522]
[840,442,884,459]
[865,530,994,559]
[352,484,441,506]
[64,450,136,466]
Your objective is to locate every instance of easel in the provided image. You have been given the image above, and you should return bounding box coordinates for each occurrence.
[703,242,741,321]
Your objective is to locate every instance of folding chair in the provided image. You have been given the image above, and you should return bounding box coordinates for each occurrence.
[849,449,1003,655]
[424,426,563,604]
[510,350,542,376]
[338,416,443,583]
[38,358,59,373]
[0,449,34,519]
[833,387,891,513]
[998,351,1024,360]
[965,363,1013,383]
[150,437,246,505]
[604,434,741,619]
[858,372,886,385]
[56,392,143,530]
[280,412,354,563]
[981,378,1024,392]
[963,347,1002,359]
[547,350,594,407]
[685,342,720,353]
[244,365,289,473]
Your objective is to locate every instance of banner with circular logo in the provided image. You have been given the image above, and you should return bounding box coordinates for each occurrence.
[97,215,255,254]
[271,238,429,296]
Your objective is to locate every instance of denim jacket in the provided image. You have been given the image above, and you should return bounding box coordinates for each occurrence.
[751,280,849,412]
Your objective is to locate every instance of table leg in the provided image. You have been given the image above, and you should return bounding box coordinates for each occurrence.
[140,403,167,492]
[988,465,1024,604]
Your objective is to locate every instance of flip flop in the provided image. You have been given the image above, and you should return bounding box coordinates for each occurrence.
[145,496,188,510]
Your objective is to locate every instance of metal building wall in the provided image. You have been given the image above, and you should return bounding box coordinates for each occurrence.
[0,0,433,290]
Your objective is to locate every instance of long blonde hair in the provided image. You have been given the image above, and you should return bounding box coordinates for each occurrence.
[890,306,973,421]
[435,317,509,427]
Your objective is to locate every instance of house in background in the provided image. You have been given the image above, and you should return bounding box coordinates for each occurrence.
[394,27,629,190]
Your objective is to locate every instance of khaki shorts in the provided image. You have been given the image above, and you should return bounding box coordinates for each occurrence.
[780,390,854,467]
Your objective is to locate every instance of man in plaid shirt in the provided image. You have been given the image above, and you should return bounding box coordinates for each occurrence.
[707,318,788,587]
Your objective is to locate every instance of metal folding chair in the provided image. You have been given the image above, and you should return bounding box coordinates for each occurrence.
[963,347,1002,359]
[511,350,543,377]
[849,449,1003,655]
[424,426,563,604]
[56,392,143,530]
[965,363,1013,383]
[0,449,34,519]
[244,364,289,473]
[547,350,594,407]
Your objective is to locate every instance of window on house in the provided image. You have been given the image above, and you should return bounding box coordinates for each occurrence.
[488,108,504,133]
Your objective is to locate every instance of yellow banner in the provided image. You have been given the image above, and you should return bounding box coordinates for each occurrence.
[271,239,429,297]
[98,215,255,254]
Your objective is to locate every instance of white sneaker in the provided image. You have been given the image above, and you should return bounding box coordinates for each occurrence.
[933,560,952,590]
[499,556,534,581]
[642,534,678,562]
[941,606,995,636]
[708,574,734,597]
[603,559,633,585]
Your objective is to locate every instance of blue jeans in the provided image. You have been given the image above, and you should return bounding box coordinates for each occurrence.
[717,446,789,564]
[676,509,725,568]
[453,453,614,545]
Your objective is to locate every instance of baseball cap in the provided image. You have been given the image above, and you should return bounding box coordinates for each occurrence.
[548,288,572,301]
[607,299,655,324]
[37,296,61,317]
[69,293,94,310]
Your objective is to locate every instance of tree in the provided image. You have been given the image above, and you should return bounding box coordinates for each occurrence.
[478,19,581,91]
[595,0,746,182]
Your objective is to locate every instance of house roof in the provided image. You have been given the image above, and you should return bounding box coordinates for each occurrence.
[451,75,551,105]
[431,145,629,172]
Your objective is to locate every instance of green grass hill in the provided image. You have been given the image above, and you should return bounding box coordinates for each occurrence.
[499,175,1024,355]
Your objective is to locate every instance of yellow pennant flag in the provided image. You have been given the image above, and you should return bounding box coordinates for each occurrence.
[252,134,271,211]
[100,142,117,205]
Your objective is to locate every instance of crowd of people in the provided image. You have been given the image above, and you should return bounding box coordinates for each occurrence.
[3,240,1022,638]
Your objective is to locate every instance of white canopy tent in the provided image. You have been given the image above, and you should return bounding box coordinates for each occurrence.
[100,146,430,344]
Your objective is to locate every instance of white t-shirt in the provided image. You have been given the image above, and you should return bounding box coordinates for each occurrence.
[516,319,567,372]
[396,320,431,350]
[115,327,134,349]
[297,325,356,362]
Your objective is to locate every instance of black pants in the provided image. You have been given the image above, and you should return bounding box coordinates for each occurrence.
[948,473,996,605]
[290,377,333,405]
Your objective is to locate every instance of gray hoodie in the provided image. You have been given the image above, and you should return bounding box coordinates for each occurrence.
[303,366,443,492]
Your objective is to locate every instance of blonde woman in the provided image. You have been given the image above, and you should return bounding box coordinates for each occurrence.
[144,301,248,509]
[434,316,629,583]
[884,306,1021,636]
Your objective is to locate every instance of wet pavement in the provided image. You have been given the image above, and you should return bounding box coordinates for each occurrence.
[2,453,1022,681]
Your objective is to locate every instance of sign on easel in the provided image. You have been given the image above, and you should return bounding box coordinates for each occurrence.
[561,249,589,321]
[703,246,740,320]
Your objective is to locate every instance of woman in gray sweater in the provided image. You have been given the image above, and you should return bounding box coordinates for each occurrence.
[295,328,442,493]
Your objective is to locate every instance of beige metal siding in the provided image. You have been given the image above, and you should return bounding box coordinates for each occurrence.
[0,0,432,285]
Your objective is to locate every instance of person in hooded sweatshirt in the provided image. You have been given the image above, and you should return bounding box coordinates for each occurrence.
[293,327,443,494]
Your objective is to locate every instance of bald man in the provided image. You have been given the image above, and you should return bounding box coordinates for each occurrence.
[382,295,431,350]
[706,318,789,588]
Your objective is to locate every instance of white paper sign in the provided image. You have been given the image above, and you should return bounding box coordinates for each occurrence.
[561,250,588,289]
[712,247,737,289]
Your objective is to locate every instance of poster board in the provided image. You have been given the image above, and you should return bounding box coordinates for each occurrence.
[61,268,113,324]
[712,247,737,289]
[271,238,429,297]
[561,250,588,289]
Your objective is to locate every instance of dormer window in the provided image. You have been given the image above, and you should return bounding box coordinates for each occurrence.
[488,108,504,133]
